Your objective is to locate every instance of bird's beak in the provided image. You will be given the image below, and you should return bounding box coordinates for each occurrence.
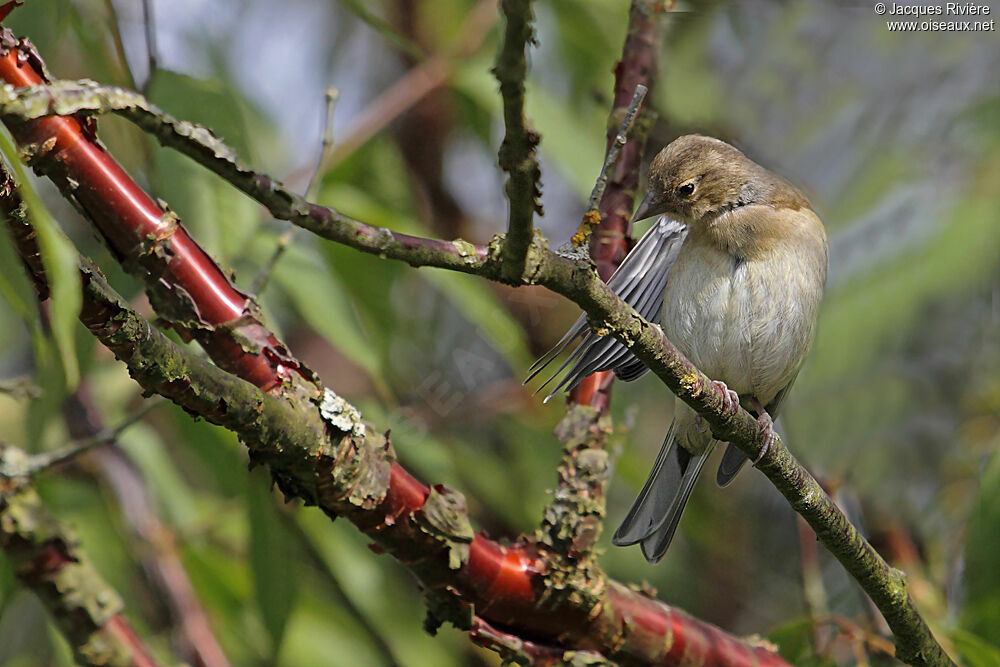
[630,191,661,223]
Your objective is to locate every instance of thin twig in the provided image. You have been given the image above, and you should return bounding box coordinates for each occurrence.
[589,84,647,213]
[306,88,339,201]
[251,87,339,295]
[140,0,158,94]
[572,84,647,249]
[0,399,162,478]
[101,0,139,90]
[568,0,661,411]
[0,375,41,399]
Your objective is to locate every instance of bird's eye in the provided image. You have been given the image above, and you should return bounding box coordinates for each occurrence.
[676,182,695,198]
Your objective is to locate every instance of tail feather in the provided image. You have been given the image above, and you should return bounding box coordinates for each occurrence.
[639,445,713,563]
[612,423,714,560]
[715,443,749,487]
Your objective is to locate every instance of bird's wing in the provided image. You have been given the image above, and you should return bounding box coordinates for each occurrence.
[715,373,799,487]
[525,217,688,401]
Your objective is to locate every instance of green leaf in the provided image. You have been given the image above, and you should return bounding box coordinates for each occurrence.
[116,423,202,531]
[768,617,836,667]
[321,184,532,371]
[246,469,301,658]
[951,629,1000,667]
[0,222,38,324]
[0,129,81,391]
[269,241,381,378]
[338,0,424,59]
[962,449,1000,644]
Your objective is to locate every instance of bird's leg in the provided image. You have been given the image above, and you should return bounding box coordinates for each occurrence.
[711,380,740,415]
[749,397,775,464]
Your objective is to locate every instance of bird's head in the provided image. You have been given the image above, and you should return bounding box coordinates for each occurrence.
[632,134,801,227]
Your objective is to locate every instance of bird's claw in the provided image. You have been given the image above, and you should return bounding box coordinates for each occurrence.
[711,380,740,415]
[752,411,775,465]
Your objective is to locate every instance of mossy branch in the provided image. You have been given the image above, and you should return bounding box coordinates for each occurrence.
[0,160,785,666]
[0,34,954,667]
[0,455,160,667]
[493,0,542,282]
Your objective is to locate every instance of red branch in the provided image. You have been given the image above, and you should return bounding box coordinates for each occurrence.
[569,0,662,411]
[0,40,293,391]
[0,2,19,24]
[0,22,792,667]
[0,474,161,667]
[63,389,231,667]
[104,617,160,667]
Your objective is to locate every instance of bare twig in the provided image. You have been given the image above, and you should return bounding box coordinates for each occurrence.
[252,87,339,295]
[494,0,542,282]
[305,88,340,201]
[568,0,664,409]
[572,84,647,249]
[0,399,161,478]
[140,0,158,94]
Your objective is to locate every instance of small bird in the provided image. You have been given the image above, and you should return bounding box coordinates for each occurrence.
[528,134,828,563]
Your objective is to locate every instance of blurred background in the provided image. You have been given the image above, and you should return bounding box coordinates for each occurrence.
[0,1,998,665]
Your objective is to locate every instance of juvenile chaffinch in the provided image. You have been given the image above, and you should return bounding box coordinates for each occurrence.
[530,134,828,563]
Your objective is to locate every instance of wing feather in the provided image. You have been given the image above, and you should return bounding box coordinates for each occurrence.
[527,218,688,396]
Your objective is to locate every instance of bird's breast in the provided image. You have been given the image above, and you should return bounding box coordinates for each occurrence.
[661,235,825,404]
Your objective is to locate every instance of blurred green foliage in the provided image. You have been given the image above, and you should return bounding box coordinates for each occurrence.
[0,1,997,665]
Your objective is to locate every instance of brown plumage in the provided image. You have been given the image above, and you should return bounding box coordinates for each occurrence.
[531,134,828,562]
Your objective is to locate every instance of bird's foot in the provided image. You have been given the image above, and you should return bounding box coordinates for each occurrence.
[751,404,775,465]
[711,380,740,416]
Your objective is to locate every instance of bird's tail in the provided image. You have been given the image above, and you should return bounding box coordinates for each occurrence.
[612,422,715,563]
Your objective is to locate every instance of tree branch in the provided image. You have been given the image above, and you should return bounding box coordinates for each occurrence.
[0,25,954,667]
[571,84,647,251]
[251,86,339,296]
[0,161,786,665]
[0,449,160,667]
[493,0,542,282]
[61,388,232,667]
[537,404,612,558]
[570,0,664,410]
[0,400,160,477]
[537,0,661,577]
